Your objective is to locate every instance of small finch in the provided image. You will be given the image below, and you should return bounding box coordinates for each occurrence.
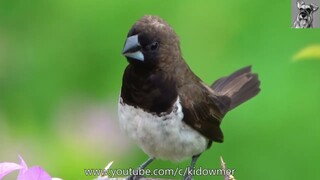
[119,15,260,180]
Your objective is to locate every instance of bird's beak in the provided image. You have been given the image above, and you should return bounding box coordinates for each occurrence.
[122,35,144,61]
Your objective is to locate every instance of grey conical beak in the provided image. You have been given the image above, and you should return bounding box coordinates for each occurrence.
[122,35,144,61]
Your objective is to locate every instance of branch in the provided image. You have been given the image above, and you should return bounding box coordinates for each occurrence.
[220,156,236,180]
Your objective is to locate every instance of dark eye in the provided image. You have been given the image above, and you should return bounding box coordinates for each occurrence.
[150,42,159,51]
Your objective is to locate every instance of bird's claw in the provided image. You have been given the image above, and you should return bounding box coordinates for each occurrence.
[184,175,193,180]
[127,175,145,180]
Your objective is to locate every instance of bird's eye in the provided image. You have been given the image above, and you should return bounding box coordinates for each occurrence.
[150,42,159,51]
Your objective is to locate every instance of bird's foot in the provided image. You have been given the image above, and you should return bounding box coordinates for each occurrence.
[183,174,193,180]
[127,157,155,180]
[127,174,145,180]
[183,166,193,180]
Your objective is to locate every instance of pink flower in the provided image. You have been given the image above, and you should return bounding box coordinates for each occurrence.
[0,155,52,180]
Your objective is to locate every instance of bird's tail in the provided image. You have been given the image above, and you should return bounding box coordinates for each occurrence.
[211,66,260,114]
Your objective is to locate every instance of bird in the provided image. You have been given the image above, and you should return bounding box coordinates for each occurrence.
[119,15,260,180]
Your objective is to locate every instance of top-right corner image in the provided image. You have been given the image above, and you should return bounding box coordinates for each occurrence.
[292,0,319,28]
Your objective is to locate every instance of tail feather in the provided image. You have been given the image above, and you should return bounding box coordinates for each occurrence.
[211,66,260,113]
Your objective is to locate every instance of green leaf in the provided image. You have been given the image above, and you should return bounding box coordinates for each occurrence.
[293,45,320,61]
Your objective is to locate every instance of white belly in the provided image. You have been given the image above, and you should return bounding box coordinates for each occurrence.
[118,97,208,162]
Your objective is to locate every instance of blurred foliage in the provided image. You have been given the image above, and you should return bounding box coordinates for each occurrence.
[293,44,320,61]
[0,0,320,180]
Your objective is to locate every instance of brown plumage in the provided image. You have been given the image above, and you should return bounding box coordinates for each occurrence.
[119,15,260,179]
[121,15,260,142]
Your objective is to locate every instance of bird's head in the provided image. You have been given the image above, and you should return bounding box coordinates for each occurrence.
[122,15,181,69]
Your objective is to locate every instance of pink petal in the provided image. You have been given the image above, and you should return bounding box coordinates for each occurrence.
[0,162,23,179]
[17,155,29,179]
[18,155,28,170]
[18,166,51,180]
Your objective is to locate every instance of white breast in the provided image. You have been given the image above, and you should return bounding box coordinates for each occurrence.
[118,97,208,162]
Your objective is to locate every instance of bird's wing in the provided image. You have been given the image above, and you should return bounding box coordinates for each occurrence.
[210,66,260,113]
[179,83,225,142]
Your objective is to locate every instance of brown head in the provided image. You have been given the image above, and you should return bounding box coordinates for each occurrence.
[122,15,181,70]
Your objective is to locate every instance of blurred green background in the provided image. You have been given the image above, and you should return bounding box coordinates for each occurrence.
[1,0,320,179]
